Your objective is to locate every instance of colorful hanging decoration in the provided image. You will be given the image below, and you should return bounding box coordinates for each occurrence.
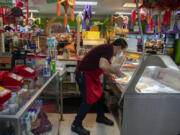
[163,10,171,25]
[158,14,161,32]
[130,9,146,29]
[140,9,146,21]
[173,11,180,39]
[140,0,180,10]
[134,0,180,34]
[0,8,8,25]
[131,10,137,29]
[82,5,92,31]
[56,0,76,27]
[76,12,83,31]
[28,13,35,26]
[123,16,129,29]
[140,0,159,9]
[158,0,180,10]
[111,14,129,29]
[115,15,124,27]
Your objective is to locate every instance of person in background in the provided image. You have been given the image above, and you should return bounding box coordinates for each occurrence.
[72,38,128,135]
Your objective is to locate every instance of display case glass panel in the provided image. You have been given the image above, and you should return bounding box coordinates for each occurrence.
[136,66,180,93]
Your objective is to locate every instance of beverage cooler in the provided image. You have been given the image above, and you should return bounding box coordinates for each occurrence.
[104,51,180,135]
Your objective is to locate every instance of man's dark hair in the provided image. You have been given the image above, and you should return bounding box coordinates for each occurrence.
[112,38,128,49]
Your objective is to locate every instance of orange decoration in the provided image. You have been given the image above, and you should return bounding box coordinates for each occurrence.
[57,2,61,16]
[71,8,74,21]
[64,14,67,26]
[57,0,76,27]
[147,12,151,24]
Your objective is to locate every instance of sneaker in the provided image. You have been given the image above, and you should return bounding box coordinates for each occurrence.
[96,116,114,126]
[71,124,90,135]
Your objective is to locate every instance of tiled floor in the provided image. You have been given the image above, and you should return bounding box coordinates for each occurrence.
[47,113,120,135]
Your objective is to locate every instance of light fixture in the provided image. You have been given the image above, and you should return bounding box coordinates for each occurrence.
[23,9,39,13]
[74,11,95,14]
[123,2,142,8]
[76,1,98,6]
[115,12,131,15]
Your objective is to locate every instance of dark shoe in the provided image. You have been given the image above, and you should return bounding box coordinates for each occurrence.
[96,116,114,126]
[71,124,90,135]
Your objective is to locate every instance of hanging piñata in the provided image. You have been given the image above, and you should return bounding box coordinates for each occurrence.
[82,5,92,31]
[56,0,76,27]
[173,11,180,39]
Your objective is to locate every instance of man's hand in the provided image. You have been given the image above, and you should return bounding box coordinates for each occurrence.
[115,56,126,65]
[116,71,126,78]
[99,58,125,78]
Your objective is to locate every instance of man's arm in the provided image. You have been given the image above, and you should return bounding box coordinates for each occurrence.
[99,57,125,77]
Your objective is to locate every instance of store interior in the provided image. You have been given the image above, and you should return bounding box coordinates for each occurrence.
[0,0,180,135]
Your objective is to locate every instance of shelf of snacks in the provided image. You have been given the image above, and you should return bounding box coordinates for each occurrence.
[145,39,165,54]
[83,38,106,47]
[114,27,129,36]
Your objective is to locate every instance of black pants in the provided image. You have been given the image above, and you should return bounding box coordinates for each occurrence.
[73,72,105,126]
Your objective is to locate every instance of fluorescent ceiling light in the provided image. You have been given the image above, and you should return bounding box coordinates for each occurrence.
[23,9,39,13]
[115,12,131,15]
[123,3,141,8]
[74,11,95,14]
[76,1,98,6]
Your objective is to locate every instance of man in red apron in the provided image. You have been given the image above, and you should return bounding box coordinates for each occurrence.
[72,38,128,135]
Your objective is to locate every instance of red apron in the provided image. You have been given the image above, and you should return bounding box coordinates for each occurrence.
[83,69,104,104]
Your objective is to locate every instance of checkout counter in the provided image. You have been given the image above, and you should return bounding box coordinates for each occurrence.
[0,62,66,135]
[104,51,180,135]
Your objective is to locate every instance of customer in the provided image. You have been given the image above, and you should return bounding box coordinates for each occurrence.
[72,38,128,135]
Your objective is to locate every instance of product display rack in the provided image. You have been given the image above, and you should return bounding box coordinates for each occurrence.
[0,70,66,135]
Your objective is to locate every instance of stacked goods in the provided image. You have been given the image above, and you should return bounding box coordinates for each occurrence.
[82,31,100,39]
[90,26,99,31]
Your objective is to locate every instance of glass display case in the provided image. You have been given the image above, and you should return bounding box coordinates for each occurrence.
[104,52,180,135]
[136,67,180,94]
[0,70,66,135]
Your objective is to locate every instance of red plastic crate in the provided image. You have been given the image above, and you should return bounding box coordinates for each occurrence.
[13,64,37,80]
[0,71,24,87]
[0,87,11,105]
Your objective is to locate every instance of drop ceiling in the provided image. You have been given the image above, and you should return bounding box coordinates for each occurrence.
[28,0,139,17]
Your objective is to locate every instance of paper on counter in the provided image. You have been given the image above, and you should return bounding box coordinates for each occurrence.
[115,73,131,84]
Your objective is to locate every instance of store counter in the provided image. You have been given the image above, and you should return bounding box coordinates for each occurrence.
[104,54,180,135]
[0,69,66,135]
